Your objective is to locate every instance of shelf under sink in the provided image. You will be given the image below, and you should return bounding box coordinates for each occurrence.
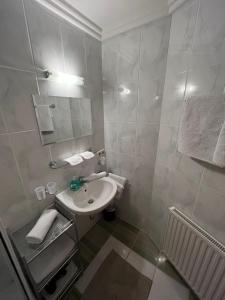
[12,212,73,263]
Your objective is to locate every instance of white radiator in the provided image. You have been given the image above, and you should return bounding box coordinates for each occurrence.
[163,207,225,300]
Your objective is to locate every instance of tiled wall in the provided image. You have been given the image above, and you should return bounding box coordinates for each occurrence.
[0,0,104,234]
[150,0,225,247]
[102,17,171,232]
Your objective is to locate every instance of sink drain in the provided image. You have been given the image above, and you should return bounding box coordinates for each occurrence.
[88,199,94,204]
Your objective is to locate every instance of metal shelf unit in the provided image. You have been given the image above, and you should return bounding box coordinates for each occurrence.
[10,205,83,300]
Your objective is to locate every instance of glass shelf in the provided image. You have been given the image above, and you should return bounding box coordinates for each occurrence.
[12,212,73,263]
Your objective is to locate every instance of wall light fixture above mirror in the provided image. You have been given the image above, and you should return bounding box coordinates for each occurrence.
[43,70,84,86]
[33,95,93,145]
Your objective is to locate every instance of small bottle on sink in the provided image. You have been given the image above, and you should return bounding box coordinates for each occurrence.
[69,176,83,191]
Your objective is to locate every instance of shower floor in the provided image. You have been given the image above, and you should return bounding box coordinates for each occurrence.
[63,218,198,300]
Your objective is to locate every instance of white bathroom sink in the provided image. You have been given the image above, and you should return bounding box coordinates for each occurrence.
[56,177,117,215]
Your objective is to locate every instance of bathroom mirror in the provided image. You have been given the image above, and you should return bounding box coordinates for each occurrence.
[33,95,93,145]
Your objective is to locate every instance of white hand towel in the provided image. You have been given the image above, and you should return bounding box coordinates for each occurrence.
[108,173,127,187]
[26,209,58,245]
[178,95,225,165]
[80,151,95,160]
[64,154,83,166]
[36,105,54,132]
[83,172,106,182]
[108,173,127,195]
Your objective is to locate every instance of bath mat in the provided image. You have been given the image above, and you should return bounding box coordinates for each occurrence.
[81,250,152,300]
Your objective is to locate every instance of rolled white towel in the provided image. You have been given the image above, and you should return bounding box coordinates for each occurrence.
[26,209,58,245]
[83,172,107,182]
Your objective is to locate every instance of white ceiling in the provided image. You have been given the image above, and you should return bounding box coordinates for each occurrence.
[65,0,169,39]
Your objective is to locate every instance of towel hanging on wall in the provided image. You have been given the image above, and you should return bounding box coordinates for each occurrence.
[178,95,225,167]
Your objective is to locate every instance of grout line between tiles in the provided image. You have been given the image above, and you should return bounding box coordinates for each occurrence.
[21,0,41,95]
[59,21,67,77]
[0,64,35,74]
[21,0,35,67]
[0,129,36,136]
[190,0,201,52]
[105,120,161,126]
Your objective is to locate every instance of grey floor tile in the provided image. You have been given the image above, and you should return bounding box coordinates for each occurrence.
[132,231,159,265]
[62,286,81,300]
[112,219,139,247]
[81,224,110,254]
[189,290,199,300]
[76,218,194,298]
[79,242,96,270]
[98,218,119,234]
[157,259,186,285]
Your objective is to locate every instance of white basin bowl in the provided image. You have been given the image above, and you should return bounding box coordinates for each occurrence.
[56,177,117,215]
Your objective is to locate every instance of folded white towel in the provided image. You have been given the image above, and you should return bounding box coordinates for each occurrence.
[36,105,54,132]
[178,95,225,166]
[108,173,127,195]
[83,172,106,182]
[64,154,83,166]
[80,151,95,160]
[26,209,58,245]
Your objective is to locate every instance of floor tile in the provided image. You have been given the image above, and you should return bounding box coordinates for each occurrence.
[148,268,189,300]
[81,224,110,254]
[98,218,119,234]
[132,231,159,265]
[62,286,81,300]
[79,242,96,270]
[126,250,156,280]
[76,236,131,294]
[157,259,185,284]
[112,219,139,247]
[80,250,152,300]
[103,236,131,259]
[189,290,199,300]
[75,219,193,299]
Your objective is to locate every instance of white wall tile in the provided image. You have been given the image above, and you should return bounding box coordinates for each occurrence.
[0,0,104,235]
[103,17,170,233]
